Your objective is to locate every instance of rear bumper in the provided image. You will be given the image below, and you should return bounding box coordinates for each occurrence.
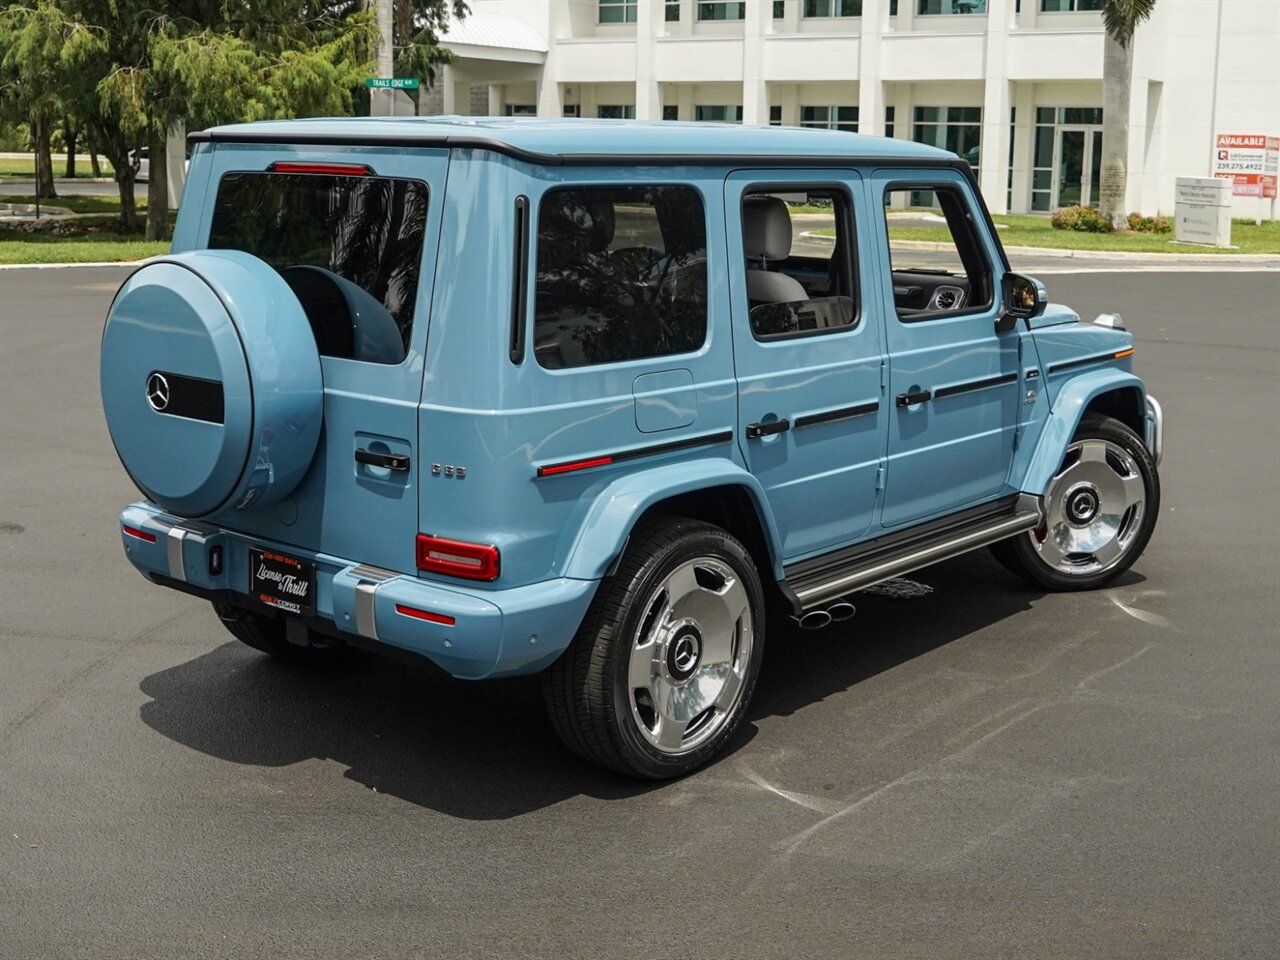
[119,503,598,679]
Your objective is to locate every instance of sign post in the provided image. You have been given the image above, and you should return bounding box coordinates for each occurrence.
[1212,133,1279,225]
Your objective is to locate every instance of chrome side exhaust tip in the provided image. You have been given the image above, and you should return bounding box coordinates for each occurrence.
[794,601,856,630]
[797,610,833,631]
[827,601,856,622]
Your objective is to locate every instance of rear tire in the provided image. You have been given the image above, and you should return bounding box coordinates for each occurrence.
[212,602,346,665]
[992,415,1159,591]
[542,517,765,779]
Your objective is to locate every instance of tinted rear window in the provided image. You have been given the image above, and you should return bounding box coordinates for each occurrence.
[534,185,708,369]
[208,173,428,364]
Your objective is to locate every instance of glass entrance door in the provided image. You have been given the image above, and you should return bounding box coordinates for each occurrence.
[1053,127,1102,209]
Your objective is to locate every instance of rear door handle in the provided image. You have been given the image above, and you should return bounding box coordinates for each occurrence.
[746,419,790,439]
[355,448,410,471]
[896,390,932,407]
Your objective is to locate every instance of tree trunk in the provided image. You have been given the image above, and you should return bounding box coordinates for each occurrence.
[87,129,102,177]
[33,114,57,199]
[1099,33,1132,230]
[64,121,78,179]
[145,127,169,242]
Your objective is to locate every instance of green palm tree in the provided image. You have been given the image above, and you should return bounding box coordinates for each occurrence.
[1099,0,1157,230]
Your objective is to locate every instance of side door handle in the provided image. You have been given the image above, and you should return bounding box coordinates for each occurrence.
[355,448,410,471]
[745,419,791,439]
[896,389,932,407]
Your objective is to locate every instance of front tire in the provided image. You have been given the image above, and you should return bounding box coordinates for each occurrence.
[992,415,1159,591]
[543,517,765,779]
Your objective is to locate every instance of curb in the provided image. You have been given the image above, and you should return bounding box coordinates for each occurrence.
[0,259,148,270]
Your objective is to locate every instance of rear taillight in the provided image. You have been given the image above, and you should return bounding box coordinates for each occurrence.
[416,534,500,582]
[123,525,157,543]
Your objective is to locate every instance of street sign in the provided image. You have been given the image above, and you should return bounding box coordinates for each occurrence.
[366,77,420,90]
[1212,133,1279,199]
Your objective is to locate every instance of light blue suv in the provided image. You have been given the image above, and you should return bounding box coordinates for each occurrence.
[100,118,1162,778]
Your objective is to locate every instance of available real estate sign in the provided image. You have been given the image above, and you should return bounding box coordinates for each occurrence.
[1212,133,1279,199]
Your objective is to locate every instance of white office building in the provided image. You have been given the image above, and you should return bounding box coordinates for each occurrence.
[426,0,1280,218]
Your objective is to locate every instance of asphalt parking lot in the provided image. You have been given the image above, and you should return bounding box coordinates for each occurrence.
[2,263,1278,959]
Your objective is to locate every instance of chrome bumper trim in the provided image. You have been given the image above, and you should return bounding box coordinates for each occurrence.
[166,527,187,583]
[352,564,398,642]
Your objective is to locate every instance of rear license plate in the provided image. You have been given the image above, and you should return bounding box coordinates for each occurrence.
[249,548,315,617]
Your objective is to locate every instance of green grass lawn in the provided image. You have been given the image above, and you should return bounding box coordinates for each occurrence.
[866,213,1280,254]
[0,193,142,215]
[0,209,170,265]
[0,155,115,178]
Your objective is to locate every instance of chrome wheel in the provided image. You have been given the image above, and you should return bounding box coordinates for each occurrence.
[1031,437,1147,577]
[626,557,755,756]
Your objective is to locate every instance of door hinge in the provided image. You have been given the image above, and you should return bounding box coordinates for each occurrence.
[875,465,885,491]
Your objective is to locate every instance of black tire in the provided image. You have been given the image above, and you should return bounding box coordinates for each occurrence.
[542,517,766,779]
[212,602,346,665]
[992,415,1160,591]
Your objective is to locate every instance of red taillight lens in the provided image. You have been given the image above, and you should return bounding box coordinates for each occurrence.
[416,534,500,581]
[267,161,373,176]
[123,524,157,543]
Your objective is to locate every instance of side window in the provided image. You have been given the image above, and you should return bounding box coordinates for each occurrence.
[533,185,708,370]
[883,185,994,321]
[742,188,858,340]
[209,173,428,365]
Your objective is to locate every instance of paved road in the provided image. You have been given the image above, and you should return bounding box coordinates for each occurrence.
[1,265,1278,959]
[2,177,142,199]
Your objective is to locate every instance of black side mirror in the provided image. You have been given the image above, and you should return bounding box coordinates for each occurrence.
[998,272,1047,333]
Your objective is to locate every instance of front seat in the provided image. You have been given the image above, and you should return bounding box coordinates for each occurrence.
[743,196,808,305]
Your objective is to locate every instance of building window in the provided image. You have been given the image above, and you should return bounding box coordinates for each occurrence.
[1041,0,1102,10]
[773,1,785,16]
[663,105,679,121]
[563,105,581,118]
[803,0,861,16]
[698,2,746,20]
[769,105,782,125]
[800,106,858,132]
[666,0,681,21]
[504,104,537,117]
[534,186,708,369]
[598,0,637,23]
[597,105,637,119]
[885,105,895,138]
[889,0,898,13]
[917,0,986,13]
[695,105,743,122]
[913,106,981,172]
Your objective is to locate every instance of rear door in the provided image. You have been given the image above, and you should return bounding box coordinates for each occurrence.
[872,172,1020,528]
[725,171,887,562]
[188,143,448,573]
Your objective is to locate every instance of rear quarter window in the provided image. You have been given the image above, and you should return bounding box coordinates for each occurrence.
[208,172,428,364]
[534,185,708,369]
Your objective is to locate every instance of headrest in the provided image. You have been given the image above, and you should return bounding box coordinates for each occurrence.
[743,196,793,261]
[539,192,616,252]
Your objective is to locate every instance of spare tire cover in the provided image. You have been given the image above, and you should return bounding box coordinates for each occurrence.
[101,250,323,518]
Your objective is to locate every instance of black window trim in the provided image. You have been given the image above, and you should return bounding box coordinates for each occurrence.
[531,181,712,372]
[206,167,432,367]
[510,195,530,364]
[881,176,998,326]
[739,180,863,343]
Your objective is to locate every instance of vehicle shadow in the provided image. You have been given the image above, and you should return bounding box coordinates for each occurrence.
[138,551,1142,820]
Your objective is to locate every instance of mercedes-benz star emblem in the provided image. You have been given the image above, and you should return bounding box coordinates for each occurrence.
[146,372,171,412]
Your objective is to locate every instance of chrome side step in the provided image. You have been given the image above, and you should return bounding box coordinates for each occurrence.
[782,493,1043,612]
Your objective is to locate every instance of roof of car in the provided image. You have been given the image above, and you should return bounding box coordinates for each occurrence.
[193,116,960,166]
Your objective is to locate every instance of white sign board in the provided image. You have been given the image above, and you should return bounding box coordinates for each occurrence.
[1175,177,1233,246]
[1212,133,1279,199]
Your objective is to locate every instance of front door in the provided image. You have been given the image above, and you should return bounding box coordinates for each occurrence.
[874,172,1021,528]
[725,171,887,562]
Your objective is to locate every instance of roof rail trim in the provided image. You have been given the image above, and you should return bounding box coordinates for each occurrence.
[187,130,971,173]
